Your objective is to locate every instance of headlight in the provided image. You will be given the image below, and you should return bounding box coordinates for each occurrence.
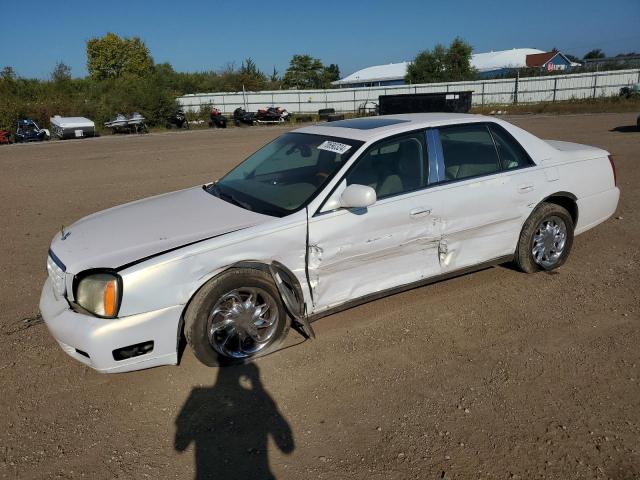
[75,272,122,318]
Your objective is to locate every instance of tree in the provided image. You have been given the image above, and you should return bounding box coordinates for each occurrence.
[86,33,154,80]
[1,66,17,80]
[583,49,605,60]
[444,38,476,81]
[406,38,476,84]
[239,58,267,91]
[282,54,325,89]
[265,67,282,90]
[270,67,279,83]
[322,64,340,86]
[564,54,581,63]
[240,58,260,77]
[51,62,72,82]
[406,44,447,83]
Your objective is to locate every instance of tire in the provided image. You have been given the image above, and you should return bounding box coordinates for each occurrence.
[515,202,574,273]
[184,268,290,367]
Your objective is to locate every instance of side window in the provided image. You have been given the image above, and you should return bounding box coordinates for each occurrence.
[439,124,501,181]
[346,133,427,199]
[488,124,534,170]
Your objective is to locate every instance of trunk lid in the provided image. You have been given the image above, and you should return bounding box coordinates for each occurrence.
[544,140,608,162]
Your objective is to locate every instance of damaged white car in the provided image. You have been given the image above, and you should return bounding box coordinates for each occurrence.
[40,114,620,372]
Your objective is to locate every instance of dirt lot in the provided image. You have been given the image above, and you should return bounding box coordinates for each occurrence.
[0,113,638,480]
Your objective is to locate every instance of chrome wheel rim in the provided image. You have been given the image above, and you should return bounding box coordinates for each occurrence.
[207,287,279,359]
[532,216,567,268]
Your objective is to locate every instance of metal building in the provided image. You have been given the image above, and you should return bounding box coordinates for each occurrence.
[332,48,579,87]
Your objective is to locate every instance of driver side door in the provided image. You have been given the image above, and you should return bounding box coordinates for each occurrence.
[307,131,442,312]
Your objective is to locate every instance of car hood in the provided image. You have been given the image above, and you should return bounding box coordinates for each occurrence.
[50,186,271,273]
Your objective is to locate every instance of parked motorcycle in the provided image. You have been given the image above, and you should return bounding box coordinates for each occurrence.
[233,108,255,126]
[208,107,227,128]
[255,106,290,124]
[166,109,189,129]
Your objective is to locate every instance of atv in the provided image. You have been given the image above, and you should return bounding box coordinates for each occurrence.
[208,107,227,128]
[15,119,49,142]
[166,109,189,129]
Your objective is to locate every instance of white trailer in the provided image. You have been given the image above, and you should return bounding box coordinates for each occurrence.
[50,116,96,140]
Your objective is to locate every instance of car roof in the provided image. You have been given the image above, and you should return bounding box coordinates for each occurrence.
[293,113,494,142]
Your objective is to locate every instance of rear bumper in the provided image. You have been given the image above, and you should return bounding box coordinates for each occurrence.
[575,187,620,235]
[39,278,181,373]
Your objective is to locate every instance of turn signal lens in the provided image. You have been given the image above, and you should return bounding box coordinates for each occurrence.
[103,280,117,317]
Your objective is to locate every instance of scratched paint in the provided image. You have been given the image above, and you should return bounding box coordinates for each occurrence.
[308,195,443,310]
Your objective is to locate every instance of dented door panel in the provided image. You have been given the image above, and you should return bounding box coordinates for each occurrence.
[308,192,442,312]
[429,175,519,270]
[435,167,549,270]
[430,124,543,272]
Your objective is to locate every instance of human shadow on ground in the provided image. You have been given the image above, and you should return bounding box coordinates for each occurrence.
[175,363,294,480]
[610,125,639,133]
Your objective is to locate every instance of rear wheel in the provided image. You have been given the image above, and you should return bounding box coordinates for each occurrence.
[184,268,290,366]
[515,202,574,273]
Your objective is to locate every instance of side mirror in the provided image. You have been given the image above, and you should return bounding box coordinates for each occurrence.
[340,184,377,209]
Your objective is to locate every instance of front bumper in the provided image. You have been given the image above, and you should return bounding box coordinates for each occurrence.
[39,278,182,373]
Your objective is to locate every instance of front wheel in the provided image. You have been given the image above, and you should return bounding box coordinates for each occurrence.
[184,268,290,366]
[515,202,574,273]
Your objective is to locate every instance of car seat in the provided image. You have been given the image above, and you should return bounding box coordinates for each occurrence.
[377,139,423,197]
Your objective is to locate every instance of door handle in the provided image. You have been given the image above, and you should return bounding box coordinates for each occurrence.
[409,207,432,218]
[518,184,534,193]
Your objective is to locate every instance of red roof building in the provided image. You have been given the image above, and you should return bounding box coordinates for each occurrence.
[525,49,575,72]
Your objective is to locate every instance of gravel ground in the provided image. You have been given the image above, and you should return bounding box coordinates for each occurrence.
[0,113,638,479]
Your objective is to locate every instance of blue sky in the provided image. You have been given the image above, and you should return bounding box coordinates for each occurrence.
[2,0,639,80]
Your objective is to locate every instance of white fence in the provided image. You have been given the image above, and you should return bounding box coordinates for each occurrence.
[177,68,640,115]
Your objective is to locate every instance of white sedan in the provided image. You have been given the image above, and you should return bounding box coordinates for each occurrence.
[40,114,620,372]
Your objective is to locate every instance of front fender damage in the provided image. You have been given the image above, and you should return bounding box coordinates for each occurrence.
[269,262,315,339]
[230,260,315,339]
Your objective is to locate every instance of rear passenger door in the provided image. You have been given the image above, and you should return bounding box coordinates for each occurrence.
[430,123,527,271]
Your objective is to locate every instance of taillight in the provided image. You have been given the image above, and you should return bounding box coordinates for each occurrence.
[608,155,617,186]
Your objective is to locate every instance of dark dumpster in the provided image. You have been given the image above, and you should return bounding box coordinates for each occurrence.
[378,91,472,115]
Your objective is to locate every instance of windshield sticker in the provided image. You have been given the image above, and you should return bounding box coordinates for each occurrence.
[318,140,352,155]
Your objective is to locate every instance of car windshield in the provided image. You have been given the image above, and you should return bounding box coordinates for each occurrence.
[207,132,363,217]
